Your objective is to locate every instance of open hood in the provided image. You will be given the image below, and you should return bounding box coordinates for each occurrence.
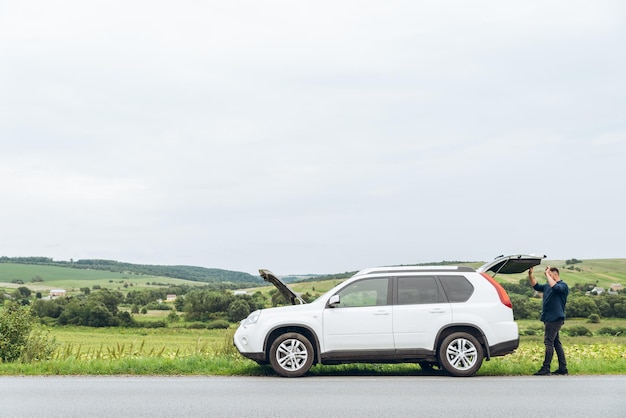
[477,254,546,277]
[259,269,306,305]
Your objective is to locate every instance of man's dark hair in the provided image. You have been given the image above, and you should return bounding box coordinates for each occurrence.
[550,267,560,275]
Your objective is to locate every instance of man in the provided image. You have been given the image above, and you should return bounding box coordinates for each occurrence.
[528,266,569,375]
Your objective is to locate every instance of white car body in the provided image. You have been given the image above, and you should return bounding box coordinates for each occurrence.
[234,254,544,377]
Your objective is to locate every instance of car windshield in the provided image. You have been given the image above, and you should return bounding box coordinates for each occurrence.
[307,278,353,303]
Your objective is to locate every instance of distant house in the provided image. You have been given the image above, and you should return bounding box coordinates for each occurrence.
[589,287,605,295]
[166,294,177,302]
[49,289,67,298]
[233,290,248,296]
[609,284,623,294]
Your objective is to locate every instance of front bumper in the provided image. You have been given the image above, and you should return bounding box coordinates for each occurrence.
[235,348,265,362]
[233,322,267,362]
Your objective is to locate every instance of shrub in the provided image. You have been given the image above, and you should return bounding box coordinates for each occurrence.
[117,311,136,327]
[615,303,626,318]
[510,294,529,320]
[0,302,57,363]
[0,302,33,362]
[19,328,58,362]
[563,325,592,337]
[144,302,171,311]
[567,296,599,318]
[140,320,166,328]
[596,327,626,336]
[167,311,180,322]
[520,328,538,336]
[587,314,601,323]
[227,299,251,322]
[15,286,31,298]
[186,322,207,329]
[206,320,230,329]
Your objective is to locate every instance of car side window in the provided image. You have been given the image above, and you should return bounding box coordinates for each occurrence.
[335,278,389,308]
[438,275,474,302]
[397,276,440,305]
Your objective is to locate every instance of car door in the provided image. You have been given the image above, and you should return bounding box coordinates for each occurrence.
[322,277,394,354]
[392,275,452,353]
[477,254,546,276]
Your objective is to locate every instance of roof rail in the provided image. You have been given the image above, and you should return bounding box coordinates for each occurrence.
[356,266,474,275]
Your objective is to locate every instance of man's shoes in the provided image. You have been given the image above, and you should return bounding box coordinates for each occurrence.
[533,368,551,376]
[552,368,568,375]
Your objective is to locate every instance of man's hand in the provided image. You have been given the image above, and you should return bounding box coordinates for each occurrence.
[528,266,537,286]
[545,266,556,287]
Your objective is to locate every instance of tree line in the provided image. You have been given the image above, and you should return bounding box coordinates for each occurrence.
[0,256,262,285]
[21,288,270,328]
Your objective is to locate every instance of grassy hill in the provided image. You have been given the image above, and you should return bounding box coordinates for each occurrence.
[0,257,261,284]
[482,258,626,289]
[0,262,211,296]
[0,257,262,297]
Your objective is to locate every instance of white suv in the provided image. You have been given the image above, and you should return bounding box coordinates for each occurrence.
[234,254,544,377]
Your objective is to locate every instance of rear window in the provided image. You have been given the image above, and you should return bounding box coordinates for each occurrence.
[397,276,442,305]
[439,275,474,303]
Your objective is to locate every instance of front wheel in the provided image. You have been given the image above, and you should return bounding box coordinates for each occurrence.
[269,332,314,377]
[438,332,483,377]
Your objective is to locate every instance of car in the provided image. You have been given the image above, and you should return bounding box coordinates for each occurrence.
[233,254,545,377]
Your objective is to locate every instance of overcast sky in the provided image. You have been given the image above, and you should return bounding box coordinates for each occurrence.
[1,1,625,275]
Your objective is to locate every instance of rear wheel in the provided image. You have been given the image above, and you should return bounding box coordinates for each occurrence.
[438,332,483,377]
[269,332,314,377]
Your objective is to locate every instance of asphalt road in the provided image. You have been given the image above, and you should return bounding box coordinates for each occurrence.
[2,375,624,417]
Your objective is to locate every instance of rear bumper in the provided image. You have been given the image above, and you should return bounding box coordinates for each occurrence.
[489,337,520,357]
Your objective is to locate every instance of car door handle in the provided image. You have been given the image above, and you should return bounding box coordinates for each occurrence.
[429,308,446,314]
[374,311,390,316]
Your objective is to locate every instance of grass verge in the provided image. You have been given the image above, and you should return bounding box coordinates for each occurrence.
[1,324,625,376]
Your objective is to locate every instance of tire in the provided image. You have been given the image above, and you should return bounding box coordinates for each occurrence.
[269,332,314,377]
[438,332,484,377]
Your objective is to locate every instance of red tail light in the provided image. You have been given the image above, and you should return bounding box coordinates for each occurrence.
[481,272,513,309]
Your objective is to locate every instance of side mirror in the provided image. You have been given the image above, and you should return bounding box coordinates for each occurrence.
[327,294,340,308]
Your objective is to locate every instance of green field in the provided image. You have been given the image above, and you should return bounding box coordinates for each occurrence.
[0,319,624,376]
[0,263,207,296]
[49,325,232,357]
